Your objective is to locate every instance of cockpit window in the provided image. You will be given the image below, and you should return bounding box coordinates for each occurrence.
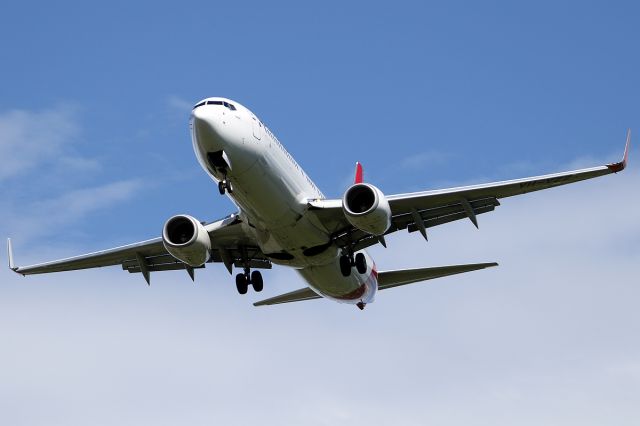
[193,100,237,111]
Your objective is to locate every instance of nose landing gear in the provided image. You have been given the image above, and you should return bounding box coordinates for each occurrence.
[218,178,233,195]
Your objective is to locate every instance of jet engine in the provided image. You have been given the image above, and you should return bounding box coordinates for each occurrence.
[342,183,391,235]
[162,215,211,267]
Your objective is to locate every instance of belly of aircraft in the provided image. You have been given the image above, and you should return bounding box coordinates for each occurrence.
[297,260,376,304]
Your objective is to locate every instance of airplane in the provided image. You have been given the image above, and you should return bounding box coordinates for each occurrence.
[6,97,631,310]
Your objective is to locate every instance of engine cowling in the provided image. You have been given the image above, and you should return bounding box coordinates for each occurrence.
[342,183,391,235]
[162,215,211,267]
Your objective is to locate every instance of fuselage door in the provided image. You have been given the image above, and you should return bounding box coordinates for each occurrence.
[252,116,262,140]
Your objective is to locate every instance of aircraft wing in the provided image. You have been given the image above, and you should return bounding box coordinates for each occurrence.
[8,213,270,284]
[309,130,631,251]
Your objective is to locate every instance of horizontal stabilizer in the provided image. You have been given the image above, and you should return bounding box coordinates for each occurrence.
[253,287,321,306]
[254,262,498,307]
[378,262,498,290]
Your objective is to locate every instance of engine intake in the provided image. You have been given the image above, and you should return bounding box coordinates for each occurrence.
[162,215,211,267]
[342,183,391,235]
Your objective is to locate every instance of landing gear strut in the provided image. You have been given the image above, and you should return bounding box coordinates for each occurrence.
[235,268,263,294]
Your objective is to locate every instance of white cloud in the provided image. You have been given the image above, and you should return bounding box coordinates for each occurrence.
[166,95,194,124]
[0,104,146,247]
[4,179,144,245]
[400,150,449,169]
[0,161,638,425]
[167,95,193,113]
[0,104,97,181]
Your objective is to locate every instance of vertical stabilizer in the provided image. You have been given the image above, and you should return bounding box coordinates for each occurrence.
[354,162,364,184]
[7,238,16,271]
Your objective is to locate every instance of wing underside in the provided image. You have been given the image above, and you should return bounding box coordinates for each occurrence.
[308,130,631,253]
[8,213,270,284]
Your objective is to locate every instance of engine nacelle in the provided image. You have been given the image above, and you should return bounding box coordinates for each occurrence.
[162,215,211,267]
[342,183,392,236]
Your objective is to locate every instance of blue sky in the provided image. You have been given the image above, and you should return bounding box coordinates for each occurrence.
[1,1,639,425]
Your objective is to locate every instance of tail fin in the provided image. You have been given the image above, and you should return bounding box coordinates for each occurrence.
[377,262,498,290]
[354,162,363,184]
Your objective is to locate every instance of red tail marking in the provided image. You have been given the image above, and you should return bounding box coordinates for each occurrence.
[354,162,364,184]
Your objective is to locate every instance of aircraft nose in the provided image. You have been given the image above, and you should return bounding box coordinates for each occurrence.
[192,106,218,134]
[191,107,224,151]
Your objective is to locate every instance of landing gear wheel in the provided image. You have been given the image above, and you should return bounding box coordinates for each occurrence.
[339,255,352,277]
[235,273,248,294]
[218,179,233,195]
[355,253,367,274]
[251,270,263,292]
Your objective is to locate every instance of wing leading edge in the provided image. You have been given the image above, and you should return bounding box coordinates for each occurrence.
[386,129,630,214]
[308,130,631,250]
[7,213,269,284]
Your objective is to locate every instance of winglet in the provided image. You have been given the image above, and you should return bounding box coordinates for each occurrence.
[607,129,631,173]
[354,162,364,184]
[7,238,17,271]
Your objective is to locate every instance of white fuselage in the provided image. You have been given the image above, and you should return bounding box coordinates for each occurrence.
[190,98,376,305]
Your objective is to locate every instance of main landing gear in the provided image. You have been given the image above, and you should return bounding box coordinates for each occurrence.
[235,268,263,294]
[339,251,367,277]
[218,177,233,195]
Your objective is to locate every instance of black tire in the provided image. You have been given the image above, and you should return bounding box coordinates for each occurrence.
[235,273,248,294]
[251,271,263,292]
[226,181,233,194]
[218,181,226,195]
[355,252,367,274]
[339,255,352,277]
